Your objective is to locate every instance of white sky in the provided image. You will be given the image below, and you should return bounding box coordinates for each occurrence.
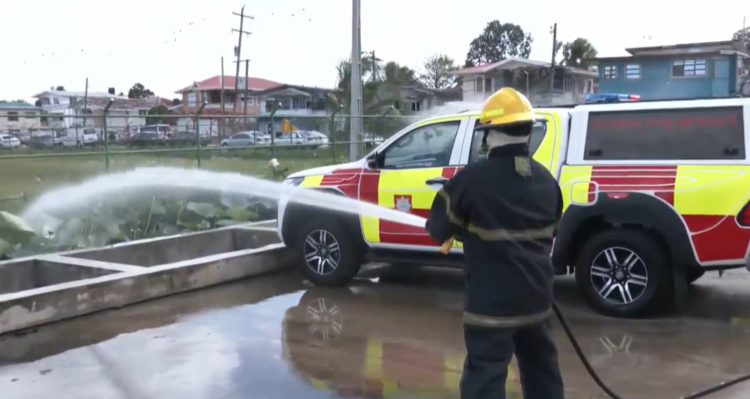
[1,0,746,101]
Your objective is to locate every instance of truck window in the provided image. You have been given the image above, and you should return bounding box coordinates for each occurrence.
[584,107,745,160]
[382,121,459,169]
[469,120,547,163]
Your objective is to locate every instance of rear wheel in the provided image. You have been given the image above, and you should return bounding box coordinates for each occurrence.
[296,217,363,286]
[575,228,672,317]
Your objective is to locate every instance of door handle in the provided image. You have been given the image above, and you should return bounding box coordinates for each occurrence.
[425,177,449,187]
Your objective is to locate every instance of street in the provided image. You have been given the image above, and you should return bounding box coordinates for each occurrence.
[0,266,749,399]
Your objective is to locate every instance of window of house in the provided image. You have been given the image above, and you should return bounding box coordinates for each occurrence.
[484,77,492,93]
[475,77,484,93]
[25,111,36,119]
[584,107,745,160]
[187,93,197,107]
[411,101,421,112]
[672,59,707,77]
[625,64,641,79]
[469,121,548,163]
[7,112,19,122]
[603,65,617,80]
[53,98,60,105]
[382,121,460,169]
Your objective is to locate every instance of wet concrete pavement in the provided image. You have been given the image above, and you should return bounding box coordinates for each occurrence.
[0,266,749,399]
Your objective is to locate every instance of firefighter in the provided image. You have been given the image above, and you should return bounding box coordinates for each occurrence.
[426,87,564,399]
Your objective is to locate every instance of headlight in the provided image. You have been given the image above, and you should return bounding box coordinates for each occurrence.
[284,177,304,186]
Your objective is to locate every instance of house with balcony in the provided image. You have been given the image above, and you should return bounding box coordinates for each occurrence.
[33,88,125,130]
[175,75,283,115]
[0,101,42,137]
[451,58,597,105]
[594,41,750,100]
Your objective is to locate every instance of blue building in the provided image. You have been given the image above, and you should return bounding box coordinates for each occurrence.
[595,41,749,100]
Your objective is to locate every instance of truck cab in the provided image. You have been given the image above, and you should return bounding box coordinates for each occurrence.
[280,98,750,317]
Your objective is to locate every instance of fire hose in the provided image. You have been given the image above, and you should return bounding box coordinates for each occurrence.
[441,239,750,398]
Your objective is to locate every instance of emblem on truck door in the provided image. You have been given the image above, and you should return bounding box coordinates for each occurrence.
[395,195,412,212]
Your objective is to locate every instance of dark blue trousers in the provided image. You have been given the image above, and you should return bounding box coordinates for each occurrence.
[460,320,564,399]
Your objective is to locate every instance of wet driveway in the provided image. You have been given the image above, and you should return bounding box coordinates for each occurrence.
[0,266,749,399]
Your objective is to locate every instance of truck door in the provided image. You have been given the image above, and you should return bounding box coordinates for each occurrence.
[360,118,468,249]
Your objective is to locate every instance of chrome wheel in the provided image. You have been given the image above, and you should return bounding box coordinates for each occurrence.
[303,229,341,276]
[590,247,648,305]
[305,297,343,342]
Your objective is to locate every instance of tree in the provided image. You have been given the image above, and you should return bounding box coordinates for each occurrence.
[145,105,173,125]
[465,21,533,66]
[128,83,154,99]
[562,38,598,69]
[420,54,457,89]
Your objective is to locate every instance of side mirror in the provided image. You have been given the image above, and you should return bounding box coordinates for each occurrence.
[366,153,380,169]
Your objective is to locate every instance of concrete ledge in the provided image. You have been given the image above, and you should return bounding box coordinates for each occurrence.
[0,224,295,335]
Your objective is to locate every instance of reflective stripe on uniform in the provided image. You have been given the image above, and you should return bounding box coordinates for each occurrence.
[437,189,555,242]
[463,308,552,328]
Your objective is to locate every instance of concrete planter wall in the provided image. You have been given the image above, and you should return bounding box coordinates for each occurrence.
[0,223,294,335]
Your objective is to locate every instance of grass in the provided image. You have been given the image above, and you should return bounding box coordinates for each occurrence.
[0,144,354,214]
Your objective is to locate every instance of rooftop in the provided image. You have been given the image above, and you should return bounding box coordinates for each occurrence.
[0,101,37,110]
[176,76,283,94]
[451,58,596,77]
[32,90,126,99]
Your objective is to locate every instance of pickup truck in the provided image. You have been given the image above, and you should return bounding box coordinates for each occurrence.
[279,98,750,317]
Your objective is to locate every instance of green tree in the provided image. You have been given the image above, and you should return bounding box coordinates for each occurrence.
[128,83,155,99]
[145,105,173,125]
[420,54,457,89]
[465,21,533,66]
[562,38,598,69]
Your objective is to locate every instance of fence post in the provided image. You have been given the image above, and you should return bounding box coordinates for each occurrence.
[330,104,343,163]
[103,99,114,170]
[195,101,207,167]
[270,102,280,158]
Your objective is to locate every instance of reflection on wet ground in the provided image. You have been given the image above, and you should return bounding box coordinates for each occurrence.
[0,266,749,398]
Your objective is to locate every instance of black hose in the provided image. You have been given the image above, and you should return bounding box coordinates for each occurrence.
[552,301,750,399]
[552,302,623,399]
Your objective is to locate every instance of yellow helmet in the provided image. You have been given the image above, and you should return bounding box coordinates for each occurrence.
[476,88,534,131]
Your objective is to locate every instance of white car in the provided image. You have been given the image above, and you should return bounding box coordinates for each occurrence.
[0,134,21,148]
[274,132,306,146]
[300,131,330,148]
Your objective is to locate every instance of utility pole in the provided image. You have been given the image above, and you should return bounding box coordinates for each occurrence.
[220,57,225,139]
[232,6,253,112]
[349,0,363,160]
[550,22,557,95]
[244,59,249,117]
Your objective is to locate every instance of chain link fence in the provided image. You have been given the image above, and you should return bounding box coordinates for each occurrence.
[0,112,415,214]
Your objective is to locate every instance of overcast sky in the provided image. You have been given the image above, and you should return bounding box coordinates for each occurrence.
[1,0,746,101]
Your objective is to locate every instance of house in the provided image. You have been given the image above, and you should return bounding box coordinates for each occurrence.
[175,75,283,115]
[0,101,42,137]
[33,89,124,130]
[70,97,165,133]
[451,58,597,105]
[594,40,750,100]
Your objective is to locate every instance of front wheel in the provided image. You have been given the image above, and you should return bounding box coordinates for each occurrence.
[575,228,672,318]
[296,217,363,286]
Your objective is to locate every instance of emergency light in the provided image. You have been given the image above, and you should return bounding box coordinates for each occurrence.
[585,93,641,104]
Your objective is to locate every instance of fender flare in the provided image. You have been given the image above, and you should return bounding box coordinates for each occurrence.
[279,188,364,248]
[552,193,697,271]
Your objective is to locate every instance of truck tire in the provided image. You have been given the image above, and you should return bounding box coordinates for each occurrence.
[296,216,363,286]
[575,228,672,318]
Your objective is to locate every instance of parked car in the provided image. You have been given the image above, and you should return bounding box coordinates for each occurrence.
[127,132,164,147]
[300,131,330,148]
[220,131,270,147]
[136,124,172,139]
[168,131,211,146]
[278,96,750,318]
[0,134,21,149]
[274,132,306,147]
[25,134,58,149]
